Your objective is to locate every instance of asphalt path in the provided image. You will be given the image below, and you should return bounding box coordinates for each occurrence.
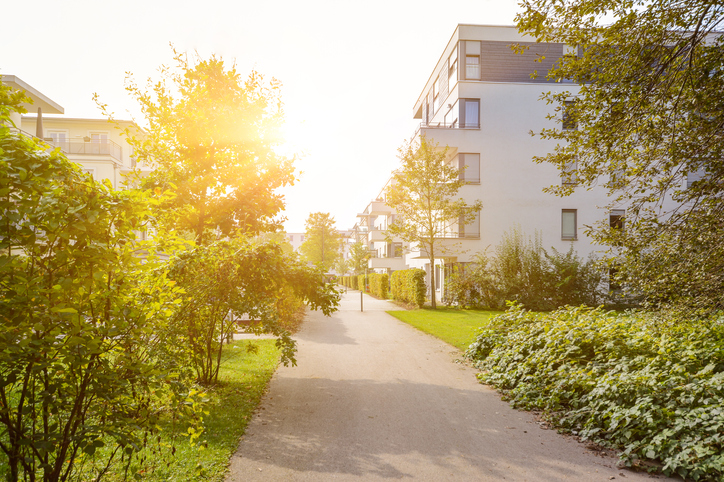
[226,290,672,481]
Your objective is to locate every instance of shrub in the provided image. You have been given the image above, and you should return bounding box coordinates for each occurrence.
[368,273,389,299]
[357,274,366,292]
[391,269,426,307]
[446,227,602,310]
[465,305,724,481]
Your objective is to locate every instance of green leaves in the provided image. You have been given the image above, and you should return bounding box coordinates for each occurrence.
[517,0,724,312]
[466,306,724,480]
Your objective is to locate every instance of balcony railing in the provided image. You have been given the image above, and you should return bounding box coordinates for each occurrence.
[435,231,480,239]
[48,139,123,163]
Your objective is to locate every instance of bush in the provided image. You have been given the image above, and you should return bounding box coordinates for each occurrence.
[368,273,389,299]
[391,269,426,307]
[465,305,724,481]
[446,227,602,310]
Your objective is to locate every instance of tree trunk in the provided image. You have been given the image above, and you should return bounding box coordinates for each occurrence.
[429,252,437,309]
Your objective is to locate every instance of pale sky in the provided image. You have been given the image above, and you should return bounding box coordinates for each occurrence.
[3,0,520,233]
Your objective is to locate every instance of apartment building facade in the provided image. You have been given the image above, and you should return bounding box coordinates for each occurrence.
[3,75,141,190]
[355,24,626,302]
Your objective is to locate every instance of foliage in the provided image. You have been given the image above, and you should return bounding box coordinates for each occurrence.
[390,269,426,308]
[386,137,482,308]
[299,212,342,272]
[388,309,501,352]
[348,240,371,275]
[516,0,724,313]
[0,125,190,481]
[0,82,28,124]
[115,49,295,244]
[333,257,350,277]
[446,227,602,310]
[357,274,366,293]
[368,273,389,299]
[466,305,724,481]
[340,275,359,290]
[167,238,339,385]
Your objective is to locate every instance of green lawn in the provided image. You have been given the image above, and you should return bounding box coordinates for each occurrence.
[0,339,282,482]
[387,308,502,351]
[135,339,281,481]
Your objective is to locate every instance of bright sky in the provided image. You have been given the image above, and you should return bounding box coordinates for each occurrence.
[3,0,520,233]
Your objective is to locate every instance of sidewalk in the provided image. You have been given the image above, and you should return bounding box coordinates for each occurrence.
[226,290,673,481]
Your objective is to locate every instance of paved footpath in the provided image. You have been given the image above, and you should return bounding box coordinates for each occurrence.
[226,291,673,481]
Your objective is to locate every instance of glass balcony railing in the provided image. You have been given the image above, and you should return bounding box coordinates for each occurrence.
[47,139,123,162]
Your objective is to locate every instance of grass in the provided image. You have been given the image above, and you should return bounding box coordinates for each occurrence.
[0,339,281,482]
[131,339,281,481]
[387,307,502,351]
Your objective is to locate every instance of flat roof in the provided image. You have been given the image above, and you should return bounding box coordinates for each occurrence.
[1,75,64,115]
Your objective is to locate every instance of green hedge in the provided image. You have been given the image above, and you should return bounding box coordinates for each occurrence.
[339,275,358,290]
[368,273,389,299]
[357,274,366,292]
[391,269,426,307]
[465,304,724,481]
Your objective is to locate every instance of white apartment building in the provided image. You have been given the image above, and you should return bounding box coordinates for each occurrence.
[355,24,629,301]
[3,75,141,190]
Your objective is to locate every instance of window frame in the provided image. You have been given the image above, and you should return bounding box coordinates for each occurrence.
[561,209,578,240]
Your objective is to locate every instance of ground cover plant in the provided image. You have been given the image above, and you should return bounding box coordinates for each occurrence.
[387,309,501,351]
[0,339,281,481]
[465,305,724,481]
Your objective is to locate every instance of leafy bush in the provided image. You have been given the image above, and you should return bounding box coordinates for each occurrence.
[357,274,366,292]
[447,227,602,310]
[465,305,724,481]
[368,273,389,299]
[391,269,426,307]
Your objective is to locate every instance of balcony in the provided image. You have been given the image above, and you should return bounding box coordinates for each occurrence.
[47,139,123,163]
[414,120,480,137]
[367,200,392,215]
[368,229,388,242]
[368,256,407,270]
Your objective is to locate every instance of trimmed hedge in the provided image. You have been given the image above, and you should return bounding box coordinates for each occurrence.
[339,275,358,290]
[357,274,366,292]
[465,304,724,481]
[391,269,426,307]
[368,273,389,299]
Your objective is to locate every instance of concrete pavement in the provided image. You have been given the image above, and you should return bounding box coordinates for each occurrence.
[226,290,671,481]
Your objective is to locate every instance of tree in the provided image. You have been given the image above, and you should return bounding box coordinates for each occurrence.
[167,238,339,386]
[0,98,190,480]
[299,212,342,272]
[386,137,483,309]
[516,0,724,312]
[114,49,296,245]
[349,240,371,275]
[333,257,350,277]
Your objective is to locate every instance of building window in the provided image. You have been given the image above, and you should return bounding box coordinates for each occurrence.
[464,40,481,80]
[458,210,481,238]
[88,131,110,155]
[562,209,577,240]
[445,101,458,127]
[610,209,625,230]
[47,130,68,143]
[562,100,578,130]
[457,153,480,183]
[435,265,441,290]
[459,99,480,128]
[448,44,458,86]
[562,156,578,186]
